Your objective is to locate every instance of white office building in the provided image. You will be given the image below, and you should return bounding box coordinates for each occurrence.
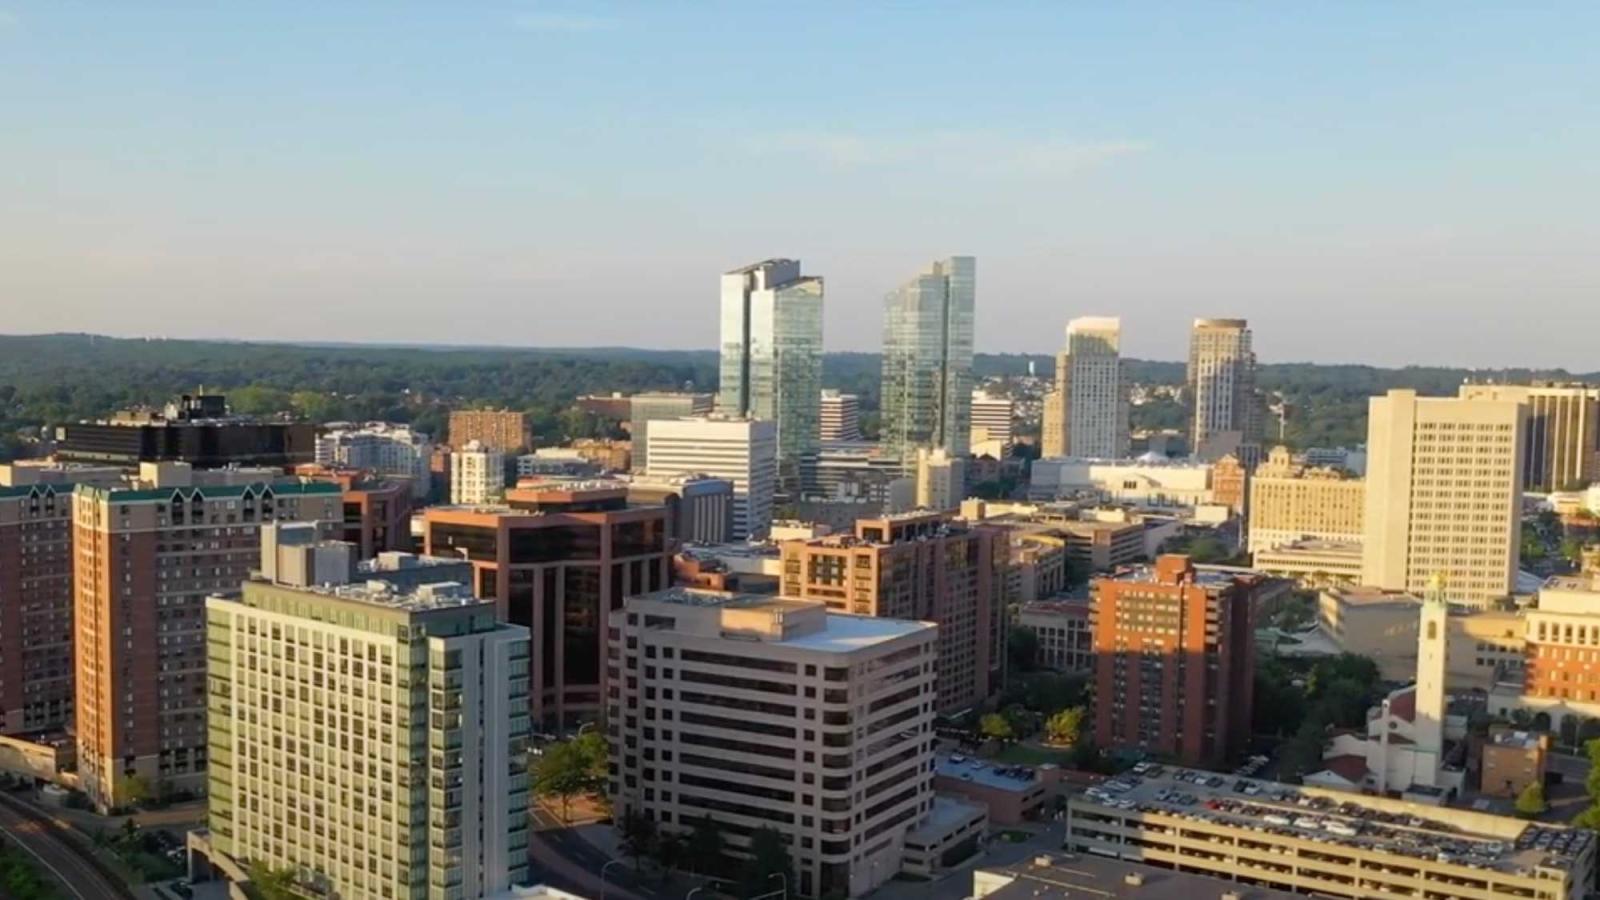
[1044,318,1128,460]
[645,417,777,540]
[608,588,938,899]
[969,391,1014,458]
[316,422,434,499]
[451,440,506,505]
[820,390,862,442]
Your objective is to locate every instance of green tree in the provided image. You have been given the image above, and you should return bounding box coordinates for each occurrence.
[248,863,300,900]
[686,818,727,877]
[738,827,795,900]
[619,808,658,872]
[533,733,607,823]
[1515,782,1548,818]
[1045,707,1086,746]
[1006,625,1039,674]
[979,713,1015,744]
[655,832,686,884]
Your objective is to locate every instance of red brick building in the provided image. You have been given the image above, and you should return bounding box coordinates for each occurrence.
[1091,555,1258,767]
[0,483,77,736]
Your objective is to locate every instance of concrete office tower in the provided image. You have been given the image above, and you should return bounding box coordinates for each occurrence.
[1090,556,1259,768]
[72,468,342,811]
[628,392,714,471]
[315,422,433,499]
[424,482,670,731]
[608,589,937,898]
[1247,445,1366,553]
[626,472,735,545]
[1045,317,1129,460]
[881,257,977,468]
[969,390,1014,457]
[451,439,505,505]
[1363,389,1526,609]
[646,417,778,540]
[1459,382,1600,492]
[1186,318,1260,461]
[779,511,999,713]
[915,447,965,511]
[202,552,530,899]
[819,389,862,442]
[719,259,824,489]
[448,409,529,453]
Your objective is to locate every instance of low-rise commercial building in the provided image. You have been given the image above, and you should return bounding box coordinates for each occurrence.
[1067,765,1594,900]
[1251,538,1364,587]
[1016,601,1092,673]
[933,754,1047,825]
[1316,586,1524,689]
[1480,728,1549,799]
[1029,456,1213,508]
[608,588,939,899]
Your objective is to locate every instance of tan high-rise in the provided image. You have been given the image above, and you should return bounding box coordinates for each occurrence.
[1043,318,1128,459]
[1362,389,1526,609]
[1247,445,1365,553]
[1187,318,1259,461]
[1459,382,1600,492]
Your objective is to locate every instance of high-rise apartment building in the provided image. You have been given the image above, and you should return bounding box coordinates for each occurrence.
[315,422,433,499]
[424,482,670,730]
[1362,389,1526,609]
[607,588,938,898]
[881,257,976,468]
[450,440,505,505]
[628,392,714,471]
[448,409,529,453]
[645,416,777,540]
[202,548,530,900]
[73,466,343,810]
[914,447,965,511]
[1247,445,1365,553]
[779,512,998,713]
[1044,317,1128,460]
[819,390,862,442]
[1186,318,1259,461]
[1459,382,1600,492]
[968,390,1014,457]
[718,259,824,488]
[1090,556,1257,767]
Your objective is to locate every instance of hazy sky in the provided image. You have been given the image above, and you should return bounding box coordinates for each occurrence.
[2,3,1596,367]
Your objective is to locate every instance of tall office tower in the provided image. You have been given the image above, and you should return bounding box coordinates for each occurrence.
[1363,389,1526,609]
[1246,445,1365,553]
[450,440,505,505]
[779,511,998,713]
[424,482,670,730]
[628,392,715,471]
[73,466,342,811]
[1090,555,1258,768]
[718,259,824,489]
[645,417,777,540]
[915,447,965,511]
[1459,382,1600,492]
[202,543,530,900]
[608,588,937,898]
[1045,317,1129,460]
[819,389,862,442]
[315,422,434,499]
[881,257,977,468]
[969,390,1014,457]
[448,409,529,453]
[1186,318,1260,462]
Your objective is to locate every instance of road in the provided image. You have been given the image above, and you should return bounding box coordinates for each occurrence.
[529,803,659,900]
[0,794,136,900]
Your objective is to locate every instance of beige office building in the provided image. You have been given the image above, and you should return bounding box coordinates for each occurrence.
[450,440,505,505]
[1067,766,1594,900]
[1187,318,1259,461]
[607,589,937,899]
[1317,586,1524,688]
[1042,318,1128,460]
[1362,389,1526,608]
[1459,382,1600,492]
[202,554,531,900]
[1247,446,1366,553]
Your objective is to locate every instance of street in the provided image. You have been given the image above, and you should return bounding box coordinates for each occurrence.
[0,793,136,900]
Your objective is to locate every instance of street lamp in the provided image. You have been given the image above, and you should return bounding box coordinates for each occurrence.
[601,859,625,900]
[769,872,787,900]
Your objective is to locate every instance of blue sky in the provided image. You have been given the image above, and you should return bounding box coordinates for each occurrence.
[1,2,1596,367]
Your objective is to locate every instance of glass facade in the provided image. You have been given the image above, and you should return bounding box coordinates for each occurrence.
[881,257,976,468]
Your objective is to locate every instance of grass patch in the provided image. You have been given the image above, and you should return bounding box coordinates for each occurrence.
[990,744,1075,766]
[997,830,1033,843]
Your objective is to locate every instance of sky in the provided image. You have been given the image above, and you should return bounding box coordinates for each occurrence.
[1,3,1597,368]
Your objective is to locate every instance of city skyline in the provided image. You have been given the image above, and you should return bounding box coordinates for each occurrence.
[2,4,1597,367]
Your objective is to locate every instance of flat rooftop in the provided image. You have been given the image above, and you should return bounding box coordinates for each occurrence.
[1108,565,1241,589]
[779,612,929,652]
[980,855,1299,900]
[1019,599,1090,618]
[936,752,1043,793]
[1260,538,1363,554]
[1079,764,1591,876]
[250,577,487,613]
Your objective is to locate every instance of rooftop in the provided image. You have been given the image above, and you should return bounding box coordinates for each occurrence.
[936,753,1044,793]
[1078,763,1592,876]
[1490,730,1545,751]
[633,588,931,651]
[1258,538,1364,555]
[779,612,929,653]
[979,855,1299,900]
[250,576,487,613]
[1019,599,1091,618]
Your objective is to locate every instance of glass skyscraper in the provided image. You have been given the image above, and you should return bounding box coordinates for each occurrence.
[718,259,823,489]
[881,256,976,469]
